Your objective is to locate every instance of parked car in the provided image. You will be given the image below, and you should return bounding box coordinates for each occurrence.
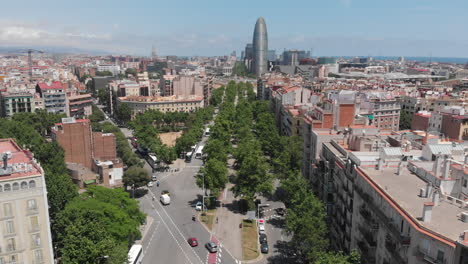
[259,233,267,244]
[261,242,269,254]
[205,242,218,253]
[195,201,203,211]
[161,190,170,196]
[187,237,198,247]
[147,181,154,187]
[258,219,265,233]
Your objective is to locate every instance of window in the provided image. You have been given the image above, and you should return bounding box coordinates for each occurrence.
[34,250,43,262]
[20,181,28,190]
[0,257,5,264]
[29,180,36,189]
[9,255,17,263]
[27,199,37,211]
[3,203,12,217]
[463,179,467,188]
[12,183,19,191]
[5,221,14,234]
[32,234,41,247]
[30,216,39,231]
[4,184,10,192]
[6,238,15,252]
[437,250,445,262]
[0,185,2,192]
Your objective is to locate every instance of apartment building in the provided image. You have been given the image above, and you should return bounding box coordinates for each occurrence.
[35,82,67,115]
[67,93,92,117]
[0,91,34,117]
[117,95,204,116]
[311,128,468,264]
[0,138,54,264]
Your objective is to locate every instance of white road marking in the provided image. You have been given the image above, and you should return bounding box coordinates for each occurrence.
[143,220,161,255]
[143,196,194,264]
[149,189,205,264]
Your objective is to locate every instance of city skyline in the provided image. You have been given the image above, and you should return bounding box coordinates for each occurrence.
[1,0,468,57]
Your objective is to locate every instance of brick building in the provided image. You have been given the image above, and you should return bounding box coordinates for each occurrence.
[411,111,431,131]
[52,118,122,188]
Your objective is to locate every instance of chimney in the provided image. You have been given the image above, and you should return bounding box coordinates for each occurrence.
[2,153,7,170]
[463,230,468,245]
[432,190,440,206]
[397,161,403,175]
[426,182,433,198]
[443,156,451,180]
[432,152,442,177]
[422,202,434,223]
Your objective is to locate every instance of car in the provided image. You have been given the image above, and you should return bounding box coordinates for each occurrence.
[161,190,170,196]
[187,237,198,247]
[260,242,269,254]
[276,207,286,216]
[259,233,267,244]
[258,219,265,233]
[195,201,203,211]
[152,174,157,181]
[205,242,218,253]
[147,182,154,187]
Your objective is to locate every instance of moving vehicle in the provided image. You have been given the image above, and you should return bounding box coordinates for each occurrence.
[160,194,171,205]
[146,153,160,170]
[131,137,138,148]
[152,174,157,181]
[260,242,269,254]
[128,244,143,264]
[185,151,193,162]
[195,201,203,211]
[187,237,198,247]
[259,233,267,244]
[205,242,218,253]
[191,145,197,152]
[147,181,153,187]
[161,190,170,196]
[195,145,204,159]
[204,127,210,136]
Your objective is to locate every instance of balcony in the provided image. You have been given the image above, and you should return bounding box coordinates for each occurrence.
[417,246,446,264]
[385,239,407,264]
[358,224,377,248]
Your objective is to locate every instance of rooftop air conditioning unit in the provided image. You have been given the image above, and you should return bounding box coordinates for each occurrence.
[461,212,468,223]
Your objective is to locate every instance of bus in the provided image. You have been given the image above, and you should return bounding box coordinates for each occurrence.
[128,244,143,264]
[191,145,197,152]
[146,153,160,170]
[185,151,193,162]
[195,146,204,159]
[204,127,210,136]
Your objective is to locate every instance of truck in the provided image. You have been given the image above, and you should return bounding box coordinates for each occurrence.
[195,145,204,159]
[160,194,171,205]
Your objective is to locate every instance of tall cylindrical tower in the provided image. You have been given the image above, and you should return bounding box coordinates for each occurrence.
[252,17,268,76]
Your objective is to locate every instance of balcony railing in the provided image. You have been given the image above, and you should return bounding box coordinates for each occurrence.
[385,239,407,264]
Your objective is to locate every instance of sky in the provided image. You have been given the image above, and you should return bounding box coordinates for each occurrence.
[1,0,468,57]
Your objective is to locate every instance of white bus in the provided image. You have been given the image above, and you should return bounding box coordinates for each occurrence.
[128,244,143,264]
[204,127,210,136]
[195,146,204,159]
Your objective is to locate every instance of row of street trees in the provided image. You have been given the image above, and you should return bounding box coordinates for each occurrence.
[216,82,361,264]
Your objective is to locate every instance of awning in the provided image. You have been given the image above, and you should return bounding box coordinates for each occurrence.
[84,179,96,185]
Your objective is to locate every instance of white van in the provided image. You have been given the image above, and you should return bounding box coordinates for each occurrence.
[160,194,171,205]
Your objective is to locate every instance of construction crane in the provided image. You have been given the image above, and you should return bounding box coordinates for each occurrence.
[26,49,44,79]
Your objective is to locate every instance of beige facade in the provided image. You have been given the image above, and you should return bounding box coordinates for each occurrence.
[117,96,204,116]
[0,138,54,264]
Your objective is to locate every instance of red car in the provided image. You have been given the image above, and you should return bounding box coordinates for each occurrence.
[187,237,198,247]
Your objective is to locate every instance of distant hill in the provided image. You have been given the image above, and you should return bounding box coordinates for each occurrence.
[0,46,112,55]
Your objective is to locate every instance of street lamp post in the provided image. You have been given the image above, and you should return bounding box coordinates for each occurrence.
[132,184,135,198]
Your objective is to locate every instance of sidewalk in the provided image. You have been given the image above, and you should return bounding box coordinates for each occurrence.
[211,183,244,260]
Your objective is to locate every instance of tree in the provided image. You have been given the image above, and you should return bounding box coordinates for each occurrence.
[97,88,109,106]
[125,68,138,77]
[96,71,113,76]
[54,186,145,263]
[116,103,132,124]
[89,105,105,123]
[399,111,412,130]
[314,251,361,264]
[123,166,150,188]
[197,159,228,195]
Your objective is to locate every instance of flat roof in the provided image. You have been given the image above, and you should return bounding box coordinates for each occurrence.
[361,166,466,244]
[0,138,41,180]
